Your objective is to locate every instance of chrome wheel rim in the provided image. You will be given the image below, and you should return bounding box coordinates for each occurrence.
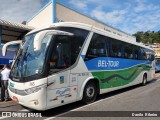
[86,86,95,98]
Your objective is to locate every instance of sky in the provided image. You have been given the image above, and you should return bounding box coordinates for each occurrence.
[0,0,159,34]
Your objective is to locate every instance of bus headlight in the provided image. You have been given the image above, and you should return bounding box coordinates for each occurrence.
[25,84,47,95]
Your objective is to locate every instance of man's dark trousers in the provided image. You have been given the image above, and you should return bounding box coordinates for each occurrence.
[1,80,9,101]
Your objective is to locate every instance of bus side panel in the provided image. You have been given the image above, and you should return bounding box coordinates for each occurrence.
[46,86,77,110]
[46,70,77,108]
[85,57,151,88]
[147,60,155,81]
[100,71,145,94]
[70,56,94,101]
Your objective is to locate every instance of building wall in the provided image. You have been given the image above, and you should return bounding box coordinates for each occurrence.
[27,1,136,41]
[56,3,136,41]
[28,3,52,28]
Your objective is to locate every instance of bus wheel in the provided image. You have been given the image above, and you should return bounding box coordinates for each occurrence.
[142,74,147,86]
[82,81,97,104]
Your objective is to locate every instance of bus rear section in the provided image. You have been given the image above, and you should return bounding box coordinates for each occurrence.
[155,57,160,72]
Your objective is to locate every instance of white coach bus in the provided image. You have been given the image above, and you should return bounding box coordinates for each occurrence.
[2,22,155,110]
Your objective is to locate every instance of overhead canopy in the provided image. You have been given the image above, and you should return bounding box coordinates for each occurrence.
[0,19,34,44]
[0,19,34,65]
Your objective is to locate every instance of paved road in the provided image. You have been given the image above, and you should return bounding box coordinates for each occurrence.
[1,73,160,120]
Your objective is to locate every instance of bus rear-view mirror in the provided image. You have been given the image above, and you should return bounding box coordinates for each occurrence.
[34,30,73,51]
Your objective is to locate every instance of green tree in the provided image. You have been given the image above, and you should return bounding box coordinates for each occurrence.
[133,30,160,43]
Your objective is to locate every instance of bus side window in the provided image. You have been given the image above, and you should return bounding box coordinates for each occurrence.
[150,50,155,61]
[129,46,133,59]
[138,49,141,60]
[140,48,147,60]
[85,33,108,61]
[124,46,128,58]
[134,49,138,59]
[109,39,122,58]
[124,44,133,59]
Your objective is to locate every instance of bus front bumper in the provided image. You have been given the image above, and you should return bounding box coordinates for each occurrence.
[8,87,47,111]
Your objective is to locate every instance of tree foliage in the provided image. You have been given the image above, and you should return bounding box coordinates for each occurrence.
[133,31,160,44]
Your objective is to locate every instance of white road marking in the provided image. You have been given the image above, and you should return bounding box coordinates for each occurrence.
[43,95,116,120]
[19,109,29,112]
[156,79,160,81]
[0,116,9,120]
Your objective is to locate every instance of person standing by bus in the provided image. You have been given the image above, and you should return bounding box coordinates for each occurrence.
[0,65,11,102]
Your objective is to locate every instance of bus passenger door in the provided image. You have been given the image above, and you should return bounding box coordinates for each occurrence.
[46,38,77,108]
[47,70,72,107]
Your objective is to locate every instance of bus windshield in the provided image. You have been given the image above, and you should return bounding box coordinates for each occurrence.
[10,27,89,81]
[11,33,52,78]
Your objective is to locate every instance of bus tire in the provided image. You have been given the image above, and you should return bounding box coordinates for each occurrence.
[82,81,97,104]
[142,74,147,86]
[20,105,36,112]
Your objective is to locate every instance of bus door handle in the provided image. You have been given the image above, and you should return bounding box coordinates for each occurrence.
[47,80,56,87]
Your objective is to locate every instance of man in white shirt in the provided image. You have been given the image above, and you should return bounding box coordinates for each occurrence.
[0,65,11,102]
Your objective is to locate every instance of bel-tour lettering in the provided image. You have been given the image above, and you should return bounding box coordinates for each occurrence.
[98,60,119,68]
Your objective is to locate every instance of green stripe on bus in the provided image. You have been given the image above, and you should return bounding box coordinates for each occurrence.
[92,64,150,89]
